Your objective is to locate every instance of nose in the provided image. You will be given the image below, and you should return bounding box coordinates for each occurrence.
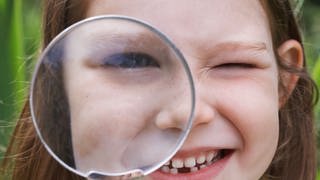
[155,90,215,130]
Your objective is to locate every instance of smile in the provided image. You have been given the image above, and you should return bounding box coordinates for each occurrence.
[150,149,233,179]
[161,149,232,174]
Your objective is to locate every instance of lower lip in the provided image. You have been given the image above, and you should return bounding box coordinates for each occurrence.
[148,152,232,180]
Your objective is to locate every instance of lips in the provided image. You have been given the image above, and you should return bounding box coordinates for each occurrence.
[149,149,233,180]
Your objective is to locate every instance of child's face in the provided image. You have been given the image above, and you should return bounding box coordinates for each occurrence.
[65,0,280,179]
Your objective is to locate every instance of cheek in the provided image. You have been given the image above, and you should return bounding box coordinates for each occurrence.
[213,70,279,178]
[70,89,158,155]
[67,78,180,171]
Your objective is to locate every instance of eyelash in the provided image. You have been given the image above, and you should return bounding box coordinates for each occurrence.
[214,63,256,69]
[102,52,160,69]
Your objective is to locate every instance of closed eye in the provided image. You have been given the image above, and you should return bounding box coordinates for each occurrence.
[102,52,160,69]
[215,63,256,69]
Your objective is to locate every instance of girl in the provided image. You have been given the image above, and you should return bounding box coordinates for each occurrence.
[1,0,318,179]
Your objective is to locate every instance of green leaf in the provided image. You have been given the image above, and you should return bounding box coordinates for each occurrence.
[312,56,320,87]
[0,0,25,156]
[312,56,320,124]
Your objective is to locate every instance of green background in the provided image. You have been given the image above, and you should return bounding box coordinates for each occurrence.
[0,0,319,177]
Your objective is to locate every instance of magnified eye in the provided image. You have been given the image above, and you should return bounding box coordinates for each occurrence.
[103,52,160,68]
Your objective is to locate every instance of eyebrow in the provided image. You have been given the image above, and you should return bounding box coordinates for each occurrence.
[203,41,268,59]
[88,28,163,45]
[78,29,174,63]
[214,41,267,51]
[87,29,170,52]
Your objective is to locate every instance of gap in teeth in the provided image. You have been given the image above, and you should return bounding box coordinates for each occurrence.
[162,150,226,174]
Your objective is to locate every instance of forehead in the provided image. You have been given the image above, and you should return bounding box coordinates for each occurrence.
[85,0,273,55]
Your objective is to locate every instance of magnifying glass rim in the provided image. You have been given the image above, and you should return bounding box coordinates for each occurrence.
[29,14,196,178]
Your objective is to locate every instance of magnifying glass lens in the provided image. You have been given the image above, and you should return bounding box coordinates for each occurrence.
[30,16,194,178]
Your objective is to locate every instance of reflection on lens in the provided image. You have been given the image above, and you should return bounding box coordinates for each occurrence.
[30,15,195,179]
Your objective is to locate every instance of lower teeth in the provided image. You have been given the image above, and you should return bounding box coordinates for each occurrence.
[191,167,198,172]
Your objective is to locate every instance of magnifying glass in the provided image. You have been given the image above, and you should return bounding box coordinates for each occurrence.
[30,15,195,179]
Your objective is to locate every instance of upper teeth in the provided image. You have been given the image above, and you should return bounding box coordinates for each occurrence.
[196,154,206,164]
[184,157,196,168]
[172,158,183,168]
[207,151,218,162]
[163,150,221,171]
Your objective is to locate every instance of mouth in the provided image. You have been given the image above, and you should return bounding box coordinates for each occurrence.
[150,149,233,179]
[161,149,232,174]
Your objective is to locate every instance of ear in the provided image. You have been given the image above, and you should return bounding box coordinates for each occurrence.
[277,39,304,108]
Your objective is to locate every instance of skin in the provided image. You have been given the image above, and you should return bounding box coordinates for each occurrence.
[62,0,303,179]
[64,18,194,173]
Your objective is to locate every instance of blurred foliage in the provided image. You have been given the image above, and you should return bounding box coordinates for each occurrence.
[0,0,41,157]
[301,1,320,168]
[0,0,25,156]
[303,1,320,66]
[0,0,319,174]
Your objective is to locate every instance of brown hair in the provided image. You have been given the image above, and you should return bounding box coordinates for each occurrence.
[0,1,87,179]
[0,0,317,179]
[262,0,318,179]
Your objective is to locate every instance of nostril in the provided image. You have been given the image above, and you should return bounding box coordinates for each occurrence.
[155,110,170,129]
[191,102,215,127]
[155,110,188,130]
[155,101,214,130]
